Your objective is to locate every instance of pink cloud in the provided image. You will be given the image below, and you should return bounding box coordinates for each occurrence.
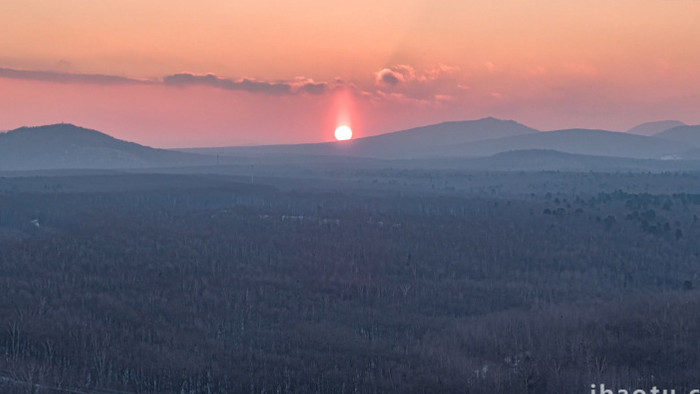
[371,64,464,105]
[374,65,417,87]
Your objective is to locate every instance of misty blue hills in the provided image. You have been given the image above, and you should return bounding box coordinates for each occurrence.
[2,118,700,172]
[625,120,687,136]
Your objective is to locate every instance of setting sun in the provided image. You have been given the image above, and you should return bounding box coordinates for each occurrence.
[334,125,352,141]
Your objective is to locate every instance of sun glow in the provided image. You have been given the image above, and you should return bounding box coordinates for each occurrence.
[334,125,352,141]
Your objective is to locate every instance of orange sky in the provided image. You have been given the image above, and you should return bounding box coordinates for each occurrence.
[1,0,699,147]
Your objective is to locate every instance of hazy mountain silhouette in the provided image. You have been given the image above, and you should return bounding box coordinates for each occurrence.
[434,128,688,159]
[654,125,700,147]
[626,120,686,136]
[187,119,691,160]
[4,120,698,172]
[183,117,539,159]
[0,124,211,171]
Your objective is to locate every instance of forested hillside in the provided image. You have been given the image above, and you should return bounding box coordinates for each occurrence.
[1,171,700,393]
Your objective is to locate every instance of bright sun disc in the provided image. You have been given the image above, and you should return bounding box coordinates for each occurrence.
[334,125,352,141]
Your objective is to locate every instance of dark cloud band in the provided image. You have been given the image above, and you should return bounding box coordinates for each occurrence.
[0,67,150,85]
[0,67,328,95]
[163,73,327,95]
[164,73,291,94]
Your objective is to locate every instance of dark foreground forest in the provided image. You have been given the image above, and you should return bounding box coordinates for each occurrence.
[2,169,700,393]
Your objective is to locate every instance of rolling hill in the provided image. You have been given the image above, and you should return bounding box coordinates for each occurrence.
[626,120,686,136]
[0,124,213,171]
[654,125,700,147]
[433,128,688,159]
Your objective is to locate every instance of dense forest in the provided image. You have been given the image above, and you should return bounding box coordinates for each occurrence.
[1,170,700,393]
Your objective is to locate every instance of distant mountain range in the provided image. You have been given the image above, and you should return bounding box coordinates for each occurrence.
[2,118,700,172]
[183,117,699,160]
[183,117,538,159]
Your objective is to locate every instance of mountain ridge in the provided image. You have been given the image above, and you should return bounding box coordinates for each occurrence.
[181,117,540,159]
[432,128,689,159]
[626,120,686,136]
[654,125,700,147]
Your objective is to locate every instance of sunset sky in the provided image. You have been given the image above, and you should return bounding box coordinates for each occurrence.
[1,0,699,147]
